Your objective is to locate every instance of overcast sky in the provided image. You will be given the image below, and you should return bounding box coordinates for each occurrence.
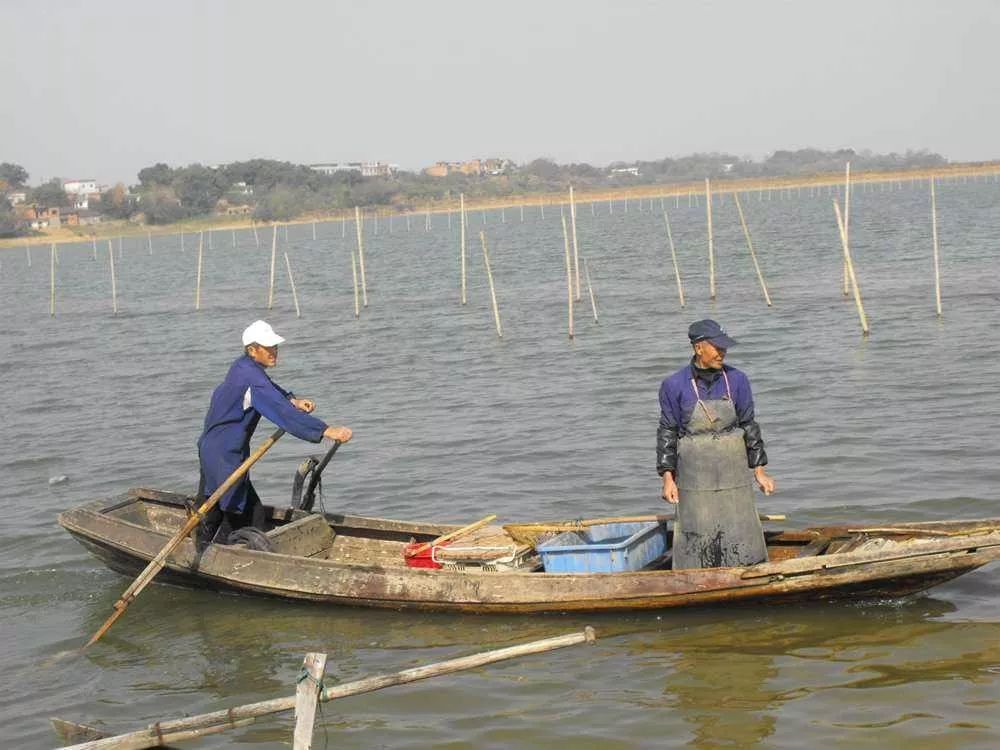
[2,0,997,185]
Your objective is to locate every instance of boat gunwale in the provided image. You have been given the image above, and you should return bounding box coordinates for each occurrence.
[58,493,1000,585]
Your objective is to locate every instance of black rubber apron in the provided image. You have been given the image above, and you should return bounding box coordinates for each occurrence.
[673,371,768,569]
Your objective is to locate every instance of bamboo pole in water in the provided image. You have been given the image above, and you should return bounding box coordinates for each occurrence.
[57,629,595,750]
[570,185,581,301]
[147,232,152,255]
[930,178,942,317]
[561,213,574,339]
[49,244,56,316]
[842,162,851,297]
[460,193,467,305]
[663,209,685,308]
[311,221,316,241]
[27,243,32,266]
[267,224,278,309]
[232,228,236,248]
[733,193,773,306]
[92,237,97,260]
[208,229,213,250]
[181,231,185,253]
[583,258,599,323]
[284,252,301,318]
[252,222,260,248]
[107,239,118,315]
[195,231,204,311]
[479,231,502,338]
[354,207,368,307]
[293,652,327,750]
[833,200,869,336]
[350,250,360,319]
[705,178,716,300]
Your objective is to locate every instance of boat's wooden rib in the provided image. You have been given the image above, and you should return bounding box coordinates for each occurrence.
[57,488,1000,614]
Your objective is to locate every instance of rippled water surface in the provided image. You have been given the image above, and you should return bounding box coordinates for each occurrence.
[2,179,999,748]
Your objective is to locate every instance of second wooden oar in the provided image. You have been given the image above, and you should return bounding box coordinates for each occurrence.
[82,428,286,650]
[405,514,498,558]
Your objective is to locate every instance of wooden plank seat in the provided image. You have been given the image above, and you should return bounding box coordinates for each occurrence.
[265,513,335,557]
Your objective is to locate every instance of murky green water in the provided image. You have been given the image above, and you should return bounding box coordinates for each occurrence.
[2,177,999,747]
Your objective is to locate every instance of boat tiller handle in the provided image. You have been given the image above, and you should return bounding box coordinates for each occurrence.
[300,439,342,512]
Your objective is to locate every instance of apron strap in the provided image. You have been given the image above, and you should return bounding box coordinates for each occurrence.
[690,378,717,423]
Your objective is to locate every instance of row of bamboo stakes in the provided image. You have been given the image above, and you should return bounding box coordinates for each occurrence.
[17,166,984,267]
[32,168,950,339]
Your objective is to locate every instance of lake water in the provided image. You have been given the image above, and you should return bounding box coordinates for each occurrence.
[2,178,999,748]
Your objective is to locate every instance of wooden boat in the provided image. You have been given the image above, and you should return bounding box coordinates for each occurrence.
[58,487,1000,614]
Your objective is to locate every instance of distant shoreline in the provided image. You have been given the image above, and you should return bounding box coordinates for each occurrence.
[3,161,999,250]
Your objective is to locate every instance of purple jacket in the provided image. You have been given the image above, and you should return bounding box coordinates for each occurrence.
[656,362,767,475]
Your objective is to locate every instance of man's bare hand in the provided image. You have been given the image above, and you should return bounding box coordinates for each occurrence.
[291,398,315,413]
[661,473,679,504]
[754,467,776,495]
[324,426,353,443]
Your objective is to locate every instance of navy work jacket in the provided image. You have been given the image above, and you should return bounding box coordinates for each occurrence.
[198,355,328,512]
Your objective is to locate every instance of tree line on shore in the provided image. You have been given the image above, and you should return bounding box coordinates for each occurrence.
[1,148,947,238]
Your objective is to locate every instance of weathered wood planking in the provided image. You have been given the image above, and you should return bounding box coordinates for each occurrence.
[57,492,1000,614]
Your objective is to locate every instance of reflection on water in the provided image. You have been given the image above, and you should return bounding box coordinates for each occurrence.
[3,181,1000,746]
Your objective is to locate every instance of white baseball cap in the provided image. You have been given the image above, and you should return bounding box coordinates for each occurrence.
[242,320,286,347]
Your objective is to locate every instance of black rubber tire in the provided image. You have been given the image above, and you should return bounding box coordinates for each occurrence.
[227,527,274,552]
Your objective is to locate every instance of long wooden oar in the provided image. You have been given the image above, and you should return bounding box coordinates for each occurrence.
[83,428,286,650]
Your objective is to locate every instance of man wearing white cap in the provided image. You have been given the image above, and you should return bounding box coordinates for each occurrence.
[195,320,352,547]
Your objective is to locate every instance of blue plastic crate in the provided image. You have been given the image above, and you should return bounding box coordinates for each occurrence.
[536,521,668,574]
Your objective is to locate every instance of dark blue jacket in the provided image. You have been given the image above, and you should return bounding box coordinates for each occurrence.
[656,362,767,475]
[198,355,328,512]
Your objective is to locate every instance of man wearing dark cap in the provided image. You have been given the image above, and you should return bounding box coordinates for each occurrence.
[656,319,776,569]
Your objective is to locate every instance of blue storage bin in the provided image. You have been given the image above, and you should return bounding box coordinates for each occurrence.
[536,521,668,574]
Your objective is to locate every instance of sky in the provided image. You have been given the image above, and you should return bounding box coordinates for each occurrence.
[2,0,998,186]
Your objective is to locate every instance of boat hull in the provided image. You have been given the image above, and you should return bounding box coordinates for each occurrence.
[59,490,1000,614]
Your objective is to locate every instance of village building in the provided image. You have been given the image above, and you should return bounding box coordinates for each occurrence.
[309,162,398,178]
[63,178,102,209]
[423,158,512,177]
